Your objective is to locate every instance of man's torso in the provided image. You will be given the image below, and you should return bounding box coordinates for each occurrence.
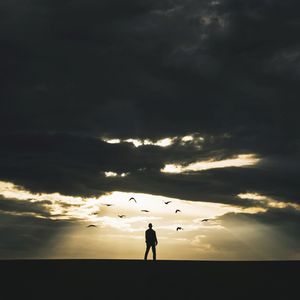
[146,229,156,245]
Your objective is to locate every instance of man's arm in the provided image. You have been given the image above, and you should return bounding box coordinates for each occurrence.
[154,232,158,245]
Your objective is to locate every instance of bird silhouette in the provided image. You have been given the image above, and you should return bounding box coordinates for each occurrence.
[175,209,181,213]
[201,218,210,222]
[141,210,149,212]
[87,224,97,228]
[103,204,113,207]
[118,215,126,218]
[176,227,183,231]
[164,201,172,204]
[129,197,137,203]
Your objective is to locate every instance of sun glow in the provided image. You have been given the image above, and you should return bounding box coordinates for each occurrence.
[0,180,241,227]
[1,180,293,260]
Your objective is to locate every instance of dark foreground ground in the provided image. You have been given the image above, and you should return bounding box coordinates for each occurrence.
[0,260,298,299]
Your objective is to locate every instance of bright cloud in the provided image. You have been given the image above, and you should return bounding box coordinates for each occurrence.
[102,137,176,147]
[0,181,241,229]
[161,154,260,174]
[101,133,204,148]
[104,172,129,177]
[237,192,300,210]
[0,181,85,205]
[181,135,194,142]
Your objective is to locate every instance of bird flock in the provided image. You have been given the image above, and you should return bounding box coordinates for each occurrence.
[87,197,213,230]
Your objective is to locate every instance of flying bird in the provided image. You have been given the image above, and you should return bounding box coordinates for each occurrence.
[141,210,149,212]
[103,204,113,207]
[176,227,183,231]
[175,209,181,213]
[87,224,97,228]
[201,218,211,222]
[118,215,126,218]
[129,197,137,203]
[164,201,172,204]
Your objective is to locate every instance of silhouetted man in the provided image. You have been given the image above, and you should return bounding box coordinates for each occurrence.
[144,223,158,260]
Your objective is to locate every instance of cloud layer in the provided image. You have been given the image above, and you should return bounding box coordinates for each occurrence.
[1,0,300,259]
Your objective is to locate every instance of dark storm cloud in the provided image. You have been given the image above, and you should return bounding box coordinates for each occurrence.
[1,132,300,208]
[1,0,300,207]
[1,0,299,137]
[121,164,300,207]
[0,132,166,195]
[0,195,52,217]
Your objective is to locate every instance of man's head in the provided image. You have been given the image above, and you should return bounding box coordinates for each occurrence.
[148,223,152,229]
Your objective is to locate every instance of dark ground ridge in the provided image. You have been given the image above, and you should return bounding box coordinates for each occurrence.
[1,260,298,299]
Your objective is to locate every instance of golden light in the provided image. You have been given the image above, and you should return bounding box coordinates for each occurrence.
[0,180,241,227]
[3,180,289,260]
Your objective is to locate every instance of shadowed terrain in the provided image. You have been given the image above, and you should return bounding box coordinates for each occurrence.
[0,260,298,299]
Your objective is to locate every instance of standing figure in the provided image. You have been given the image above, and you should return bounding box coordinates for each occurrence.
[144,223,158,260]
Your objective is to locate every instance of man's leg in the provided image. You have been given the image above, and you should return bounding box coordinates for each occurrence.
[144,244,151,260]
[152,245,156,260]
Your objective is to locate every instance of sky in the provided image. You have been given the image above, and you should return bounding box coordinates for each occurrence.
[0,0,300,260]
